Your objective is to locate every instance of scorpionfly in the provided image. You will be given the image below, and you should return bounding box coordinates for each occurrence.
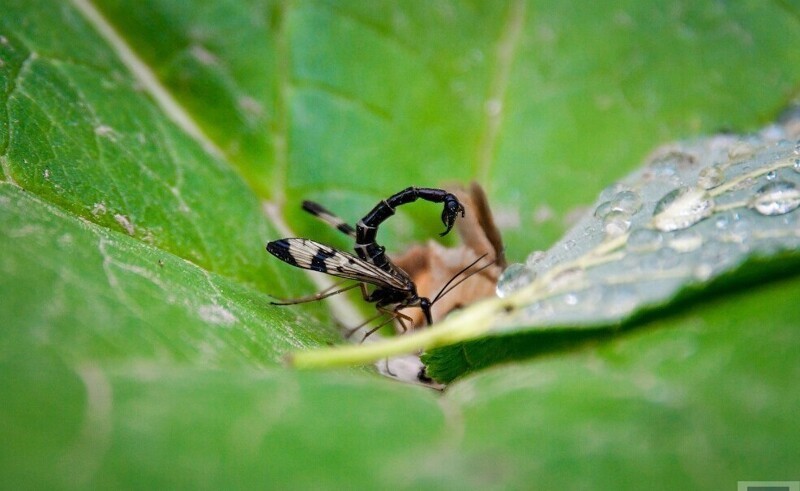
[266,187,490,337]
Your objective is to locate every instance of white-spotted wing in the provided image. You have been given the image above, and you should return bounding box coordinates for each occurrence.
[266,238,410,291]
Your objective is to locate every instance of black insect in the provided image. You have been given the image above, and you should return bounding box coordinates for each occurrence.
[266,187,488,338]
[303,187,465,274]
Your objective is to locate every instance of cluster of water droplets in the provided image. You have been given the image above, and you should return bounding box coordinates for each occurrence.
[495,124,800,330]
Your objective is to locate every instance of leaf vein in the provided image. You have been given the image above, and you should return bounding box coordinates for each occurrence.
[69,0,225,161]
[474,0,526,183]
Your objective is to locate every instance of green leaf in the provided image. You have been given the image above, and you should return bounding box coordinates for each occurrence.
[289,130,800,371]
[5,273,798,488]
[2,0,799,488]
[0,184,337,365]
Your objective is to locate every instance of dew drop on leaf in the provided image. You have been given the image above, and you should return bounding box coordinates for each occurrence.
[603,210,631,238]
[652,187,715,232]
[728,140,754,159]
[693,263,714,281]
[714,214,730,229]
[599,182,626,201]
[525,250,547,269]
[749,180,800,216]
[667,228,703,253]
[697,164,725,190]
[594,201,612,218]
[626,228,663,253]
[610,190,643,214]
[496,263,534,298]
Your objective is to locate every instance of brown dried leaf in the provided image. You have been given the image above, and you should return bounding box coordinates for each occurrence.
[394,183,506,328]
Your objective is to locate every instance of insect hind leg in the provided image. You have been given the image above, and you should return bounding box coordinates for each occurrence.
[269,280,359,305]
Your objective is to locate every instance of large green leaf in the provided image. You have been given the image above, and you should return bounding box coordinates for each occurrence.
[2,0,799,487]
[5,270,798,488]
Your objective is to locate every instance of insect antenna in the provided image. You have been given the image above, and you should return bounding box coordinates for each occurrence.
[430,253,497,306]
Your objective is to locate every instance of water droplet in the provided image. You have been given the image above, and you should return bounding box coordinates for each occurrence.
[496,263,534,297]
[794,141,800,155]
[594,201,612,218]
[750,180,800,216]
[726,217,750,244]
[728,140,754,159]
[626,228,663,253]
[765,170,777,181]
[793,159,800,173]
[667,229,703,253]
[563,292,579,306]
[714,212,748,243]
[697,164,725,190]
[521,301,545,321]
[693,263,713,281]
[525,250,547,270]
[651,150,696,174]
[599,182,626,201]
[643,246,682,271]
[563,239,577,251]
[603,211,631,238]
[697,240,738,271]
[652,187,715,232]
[730,175,756,192]
[610,190,642,215]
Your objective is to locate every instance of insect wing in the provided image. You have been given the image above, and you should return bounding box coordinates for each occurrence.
[301,201,357,237]
[267,238,408,290]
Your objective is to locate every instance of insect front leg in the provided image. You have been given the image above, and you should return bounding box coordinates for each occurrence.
[342,283,389,339]
[390,307,415,334]
[344,310,387,339]
[359,304,413,341]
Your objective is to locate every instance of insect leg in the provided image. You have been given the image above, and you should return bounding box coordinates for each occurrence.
[341,283,392,339]
[344,310,388,339]
[269,280,360,305]
[391,308,415,333]
[359,313,398,341]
